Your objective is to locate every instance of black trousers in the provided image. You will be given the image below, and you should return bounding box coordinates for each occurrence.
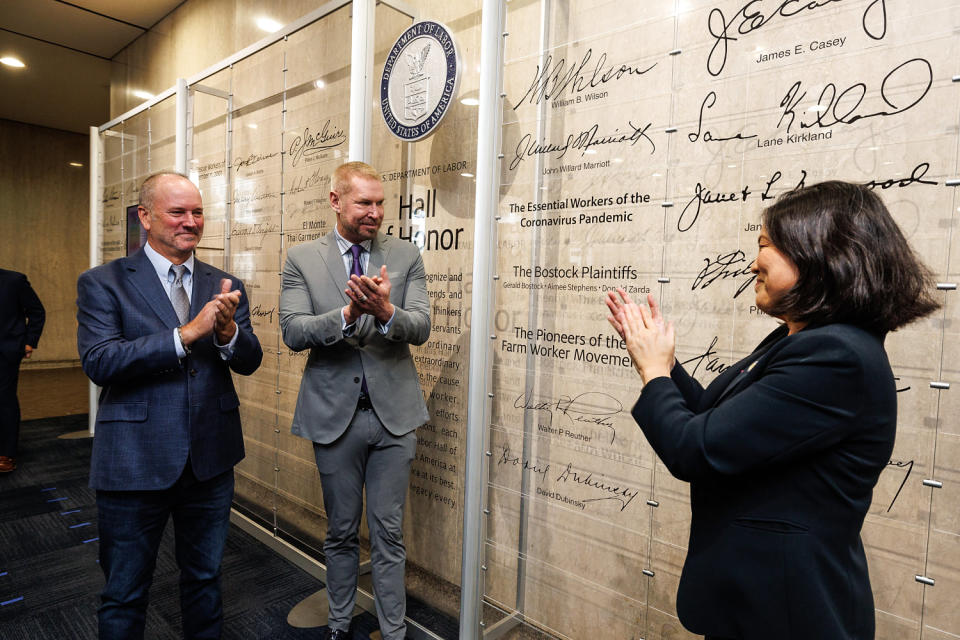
[0,355,22,457]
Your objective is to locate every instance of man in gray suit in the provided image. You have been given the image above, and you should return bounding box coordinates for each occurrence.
[279,161,430,640]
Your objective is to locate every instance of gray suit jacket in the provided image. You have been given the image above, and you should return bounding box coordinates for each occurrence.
[279,231,430,443]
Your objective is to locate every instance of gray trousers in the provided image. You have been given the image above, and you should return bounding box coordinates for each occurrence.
[313,406,416,640]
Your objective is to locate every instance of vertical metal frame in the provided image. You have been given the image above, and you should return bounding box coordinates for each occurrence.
[460,0,507,637]
[189,82,232,269]
[349,0,375,162]
[176,78,188,173]
[88,126,101,435]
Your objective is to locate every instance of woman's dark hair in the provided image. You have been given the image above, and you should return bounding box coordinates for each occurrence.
[761,180,940,332]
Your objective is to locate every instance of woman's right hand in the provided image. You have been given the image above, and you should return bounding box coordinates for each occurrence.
[605,289,675,384]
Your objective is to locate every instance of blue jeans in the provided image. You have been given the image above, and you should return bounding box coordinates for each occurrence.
[96,465,234,640]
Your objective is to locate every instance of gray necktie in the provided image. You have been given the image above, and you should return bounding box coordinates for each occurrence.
[170,264,190,325]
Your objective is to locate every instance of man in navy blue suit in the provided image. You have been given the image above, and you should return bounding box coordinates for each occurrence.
[0,268,45,473]
[77,171,262,639]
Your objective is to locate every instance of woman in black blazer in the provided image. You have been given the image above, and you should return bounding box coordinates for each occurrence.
[606,182,940,640]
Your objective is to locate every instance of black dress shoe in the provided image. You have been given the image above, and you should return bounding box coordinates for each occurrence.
[323,628,348,640]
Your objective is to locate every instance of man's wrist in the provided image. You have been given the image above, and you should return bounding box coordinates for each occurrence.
[343,305,358,325]
[215,321,237,344]
[375,303,395,325]
[177,326,192,354]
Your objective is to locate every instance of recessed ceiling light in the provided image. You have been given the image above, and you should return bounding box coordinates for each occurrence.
[460,97,479,106]
[68,162,83,167]
[0,56,25,68]
[460,172,474,178]
[132,89,154,100]
[257,17,283,33]
[247,123,258,129]
[314,79,325,89]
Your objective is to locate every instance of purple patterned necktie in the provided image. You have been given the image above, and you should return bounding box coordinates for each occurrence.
[349,244,369,395]
[349,244,364,279]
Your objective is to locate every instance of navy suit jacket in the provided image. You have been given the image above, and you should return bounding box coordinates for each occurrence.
[77,249,262,491]
[633,323,895,640]
[0,269,45,363]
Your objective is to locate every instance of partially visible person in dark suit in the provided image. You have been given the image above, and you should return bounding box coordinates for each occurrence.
[0,268,45,473]
[606,181,940,640]
[77,171,262,639]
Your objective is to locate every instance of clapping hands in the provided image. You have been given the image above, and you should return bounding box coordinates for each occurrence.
[605,289,675,384]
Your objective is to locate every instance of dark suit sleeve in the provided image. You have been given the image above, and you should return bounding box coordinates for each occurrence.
[76,270,182,386]
[632,332,866,482]
[19,275,45,347]
[383,250,430,346]
[668,360,705,408]
[226,279,262,375]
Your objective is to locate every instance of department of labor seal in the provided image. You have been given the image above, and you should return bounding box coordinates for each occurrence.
[380,21,461,142]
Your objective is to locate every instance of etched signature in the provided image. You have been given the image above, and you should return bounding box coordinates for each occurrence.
[680,335,732,378]
[555,462,639,511]
[497,445,550,482]
[102,186,120,203]
[707,0,887,77]
[514,48,657,108]
[288,167,326,194]
[250,303,276,323]
[688,91,758,143]
[514,391,622,444]
[678,162,932,234]
[679,182,752,232]
[288,120,346,167]
[510,121,654,170]
[885,458,912,512]
[778,58,931,134]
[234,151,279,170]
[863,162,937,191]
[692,251,756,298]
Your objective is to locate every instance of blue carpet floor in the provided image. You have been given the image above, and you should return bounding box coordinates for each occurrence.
[0,414,391,639]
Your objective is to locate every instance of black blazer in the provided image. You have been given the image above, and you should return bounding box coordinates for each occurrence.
[0,268,45,363]
[633,323,895,640]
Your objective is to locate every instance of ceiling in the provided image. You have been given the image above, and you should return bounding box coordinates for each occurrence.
[0,0,184,134]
